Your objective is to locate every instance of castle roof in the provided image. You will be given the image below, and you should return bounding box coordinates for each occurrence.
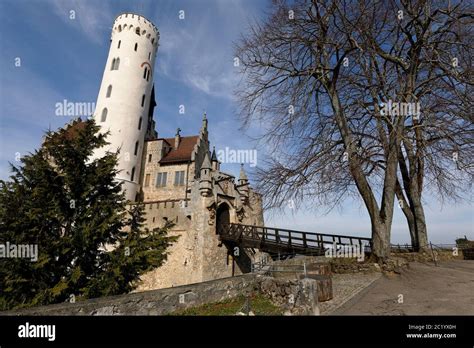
[159,135,199,164]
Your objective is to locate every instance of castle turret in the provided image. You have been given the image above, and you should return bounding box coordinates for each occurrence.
[199,152,212,197]
[211,146,219,171]
[92,13,159,201]
[238,164,249,204]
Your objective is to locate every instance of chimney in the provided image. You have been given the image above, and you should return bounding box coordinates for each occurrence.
[175,128,181,149]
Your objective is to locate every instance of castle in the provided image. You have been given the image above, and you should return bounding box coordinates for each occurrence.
[91,13,265,290]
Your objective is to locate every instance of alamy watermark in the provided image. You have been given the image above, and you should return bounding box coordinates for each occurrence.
[0,242,38,262]
[55,99,95,117]
[325,242,366,262]
[380,99,421,119]
[217,147,258,167]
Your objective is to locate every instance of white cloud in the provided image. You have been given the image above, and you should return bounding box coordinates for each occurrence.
[50,0,114,44]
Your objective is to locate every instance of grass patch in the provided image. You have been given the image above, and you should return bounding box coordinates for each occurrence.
[169,293,283,316]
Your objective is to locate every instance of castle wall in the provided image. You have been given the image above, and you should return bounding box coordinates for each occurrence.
[136,177,267,291]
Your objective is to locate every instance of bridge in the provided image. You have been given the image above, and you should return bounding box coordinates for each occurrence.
[217,223,372,256]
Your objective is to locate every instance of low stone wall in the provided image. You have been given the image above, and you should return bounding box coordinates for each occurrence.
[1,274,257,316]
[257,276,319,315]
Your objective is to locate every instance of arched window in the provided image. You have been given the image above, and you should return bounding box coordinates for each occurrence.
[134,43,138,51]
[135,27,140,35]
[117,40,121,48]
[141,94,145,107]
[134,141,139,155]
[142,30,146,35]
[118,25,122,32]
[131,167,135,181]
[111,58,115,70]
[143,67,147,79]
[138,117,142,130]
[106,85,112,98]
[114,57,120,70]
[101,108,108,122]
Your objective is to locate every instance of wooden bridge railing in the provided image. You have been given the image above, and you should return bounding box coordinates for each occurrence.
[218,223,372,253]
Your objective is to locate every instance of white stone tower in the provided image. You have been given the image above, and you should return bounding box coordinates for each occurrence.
[93,13,159,201]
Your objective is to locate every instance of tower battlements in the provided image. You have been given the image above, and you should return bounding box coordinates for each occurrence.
[112,13,160,49]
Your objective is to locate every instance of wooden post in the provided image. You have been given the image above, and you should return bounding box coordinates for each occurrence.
[430,242,438,266]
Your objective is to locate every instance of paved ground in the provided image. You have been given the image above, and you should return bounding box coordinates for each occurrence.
[337,260,474,315]
[320,272,382,315]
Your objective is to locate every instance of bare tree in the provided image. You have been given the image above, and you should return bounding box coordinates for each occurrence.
[235,0,473,258]
[339,0,474,250]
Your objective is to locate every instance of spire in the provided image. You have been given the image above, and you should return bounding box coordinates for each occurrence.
[202,151,211,170]
[239,163,248,181]
[202,111,208,131]
[238,163,249,204]
[174,127,181,149]
[211,146,218,162]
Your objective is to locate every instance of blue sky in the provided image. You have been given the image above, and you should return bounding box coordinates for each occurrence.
[0,0,472,244]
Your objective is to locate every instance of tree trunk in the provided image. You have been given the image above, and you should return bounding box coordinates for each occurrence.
[395,180,418,249]
[371,219,392,261]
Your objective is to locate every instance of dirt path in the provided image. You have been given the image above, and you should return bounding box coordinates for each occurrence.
[338,260,474,315]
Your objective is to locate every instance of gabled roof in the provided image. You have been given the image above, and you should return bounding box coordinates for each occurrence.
[159,135,199,164]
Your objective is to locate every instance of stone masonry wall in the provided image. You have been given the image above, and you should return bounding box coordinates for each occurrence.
[2,274,257,316]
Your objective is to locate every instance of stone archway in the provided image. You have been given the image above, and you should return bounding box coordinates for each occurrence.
[216,203,230,235]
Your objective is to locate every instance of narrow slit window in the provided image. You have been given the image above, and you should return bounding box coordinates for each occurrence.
[134,141,139,156]
[141,94,145,107]
[138,117,142,130]
[134,43,138,51]
[118,40,121,48]
[101,108,108,122]
[131,167,135,182]
[106,85,112,98]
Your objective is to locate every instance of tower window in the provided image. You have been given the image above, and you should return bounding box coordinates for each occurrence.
[156,172,167,187]
[174,171,185,186]
[118,40,121,48]
[134,141,139,156]
[111,57,120,70]
[100,108,108,122]
[106,85,112,98]
[148,52,151,60]
[146,70,150,81]
[135,27,140,35]
[143,67,147,79]
[148,154,152,163]
[131,167,135,182]
[138,117,142,130]
[141,94,145,107]
[151,38,155,44]
[134,43,138,51]
[144,174,151,187]
[118,25,122,32]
